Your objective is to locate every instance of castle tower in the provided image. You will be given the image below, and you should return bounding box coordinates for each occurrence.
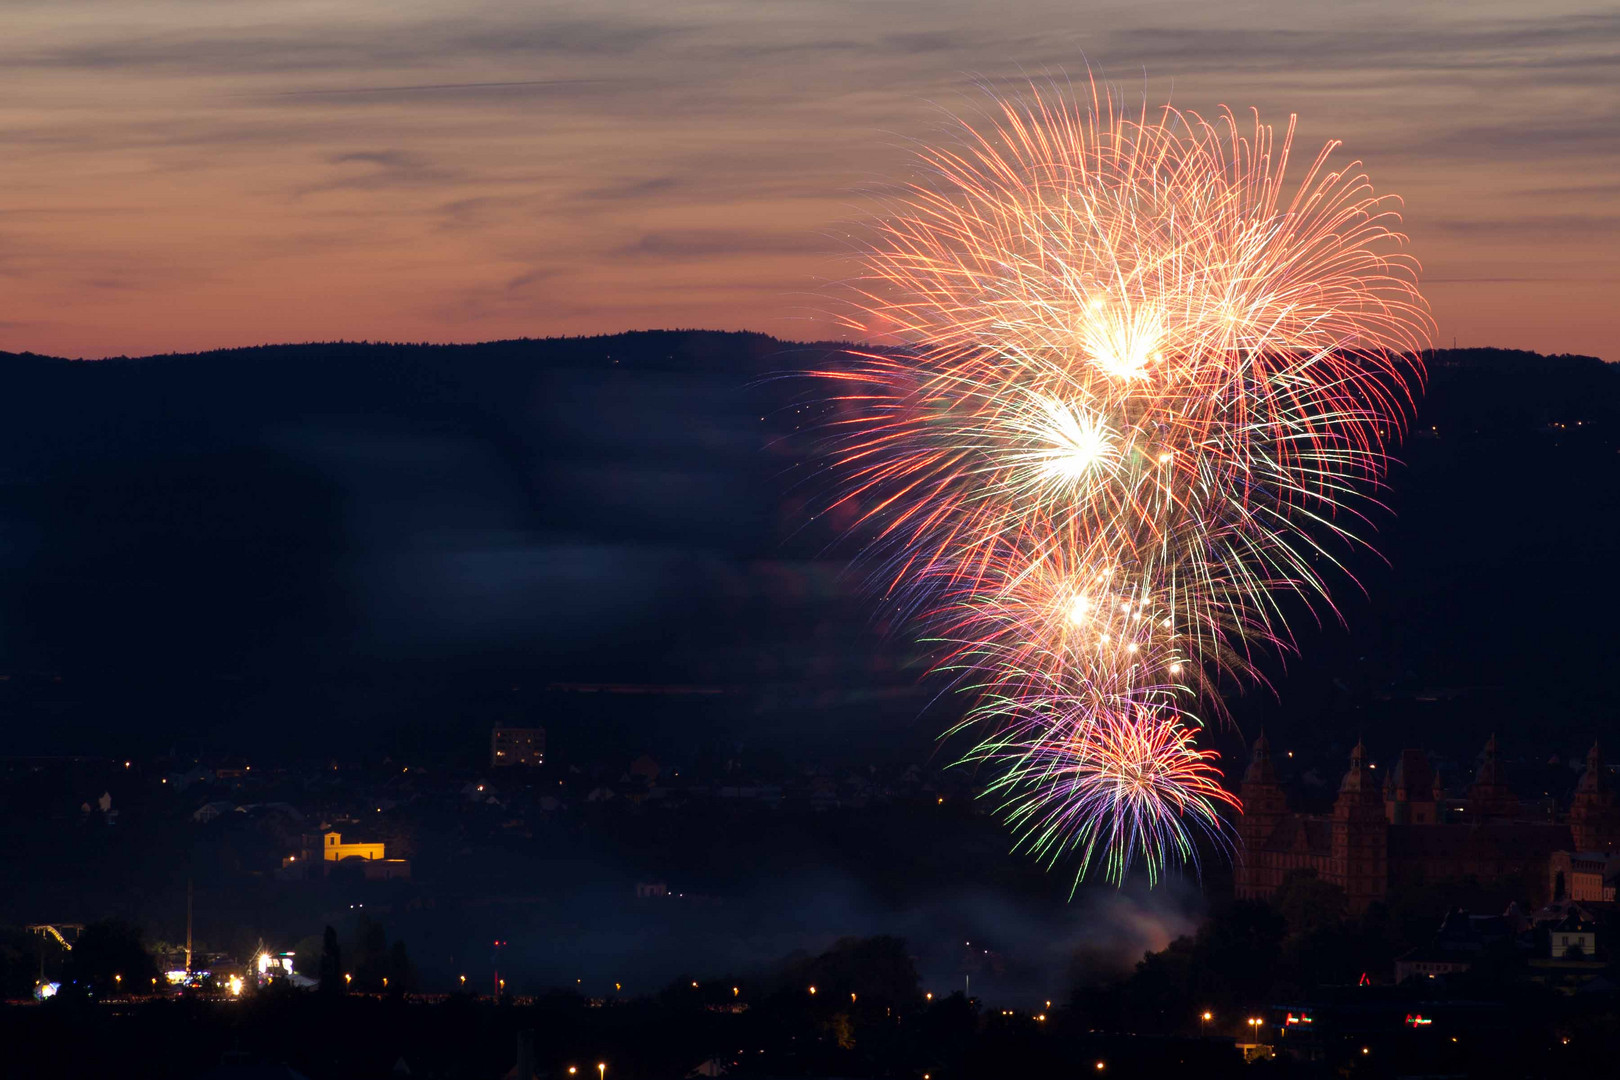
[1236,731,1289,899]
[1466,734,1520,820]
[1385,749,1438,825]
[1332,740,1388,912]
[1570,742,1619,853]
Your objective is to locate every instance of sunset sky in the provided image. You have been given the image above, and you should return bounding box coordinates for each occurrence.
[2,1,1615,360]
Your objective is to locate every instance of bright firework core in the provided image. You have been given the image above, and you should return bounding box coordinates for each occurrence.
[825,83,1430,887]
[1081,301,1164,380]
[1028,396,1114,483]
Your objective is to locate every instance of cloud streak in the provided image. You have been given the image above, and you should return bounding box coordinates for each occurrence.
[0,1,1615,359]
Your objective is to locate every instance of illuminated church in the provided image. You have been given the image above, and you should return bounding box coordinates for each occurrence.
[1235,735,1619,912]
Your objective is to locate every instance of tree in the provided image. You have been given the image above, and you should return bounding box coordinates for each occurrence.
[1112,899,1287,1033]
[318,925,344,994]
[1275,869,1348,939]
[387,939,412,994]
[0,926,43,999]
[64,920,159,994]
[787,935,920,1005]
[352,916,389,991]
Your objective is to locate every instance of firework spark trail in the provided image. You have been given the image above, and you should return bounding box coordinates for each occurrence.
[817,83,1430,886]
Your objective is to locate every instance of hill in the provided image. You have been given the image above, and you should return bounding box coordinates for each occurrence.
[0,335,1614,770]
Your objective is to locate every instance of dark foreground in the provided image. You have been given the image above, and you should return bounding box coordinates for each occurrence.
[5,979,1614,1080]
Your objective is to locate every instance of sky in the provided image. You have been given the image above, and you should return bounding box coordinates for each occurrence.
[1,1,1616,361]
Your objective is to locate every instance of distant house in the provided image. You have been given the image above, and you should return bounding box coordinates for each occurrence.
[1395,906,1522,983]
[193,801,237,823]
[1549,918,1596,960]
[491,726,545,768]
[1394,946,1474,983]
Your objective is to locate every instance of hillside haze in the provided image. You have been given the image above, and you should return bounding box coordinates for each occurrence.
[0,334,1614,774]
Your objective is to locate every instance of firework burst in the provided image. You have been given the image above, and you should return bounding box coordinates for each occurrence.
[818,82,1430,885]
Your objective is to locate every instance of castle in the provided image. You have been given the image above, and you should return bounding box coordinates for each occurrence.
[1236,735,1620,912]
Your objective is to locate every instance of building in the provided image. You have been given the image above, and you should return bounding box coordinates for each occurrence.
[1236,735,1605,913]
[1394,906,1529,983]
[1549,851,1620,902]
[278,830,409,881]
[1568,742,1620,853]
[322,831,385,861]
[491,726,545,768]
[1547,914,1597,959]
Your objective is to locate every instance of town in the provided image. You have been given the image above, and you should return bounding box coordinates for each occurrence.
[5,717,1620,1076]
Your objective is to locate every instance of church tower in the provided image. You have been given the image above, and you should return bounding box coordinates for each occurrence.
[1332,740,1388,912]
[1236,731,1288,899]
[1570,742,1619,853]
[1467,735,1521,820]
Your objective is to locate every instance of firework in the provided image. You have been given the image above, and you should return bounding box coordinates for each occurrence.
[970,705,1241,888]
[820,82,1429,885]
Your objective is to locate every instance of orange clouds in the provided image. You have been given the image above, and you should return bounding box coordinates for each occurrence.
[0,1,1615,359]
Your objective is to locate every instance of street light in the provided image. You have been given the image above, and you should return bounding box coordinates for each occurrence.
[597,1064,606,1080]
